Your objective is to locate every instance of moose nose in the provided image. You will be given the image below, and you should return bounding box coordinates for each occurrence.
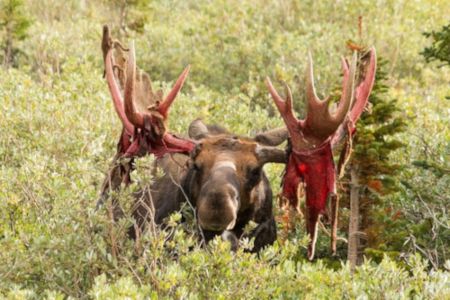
[208,223,226,231]
[198,219,224,231]
[197,181,239,232]
[198,217,236,232]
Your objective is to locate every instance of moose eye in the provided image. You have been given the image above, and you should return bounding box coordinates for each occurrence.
[193,163,201,172]
[250,167,260,177]
[246,166,262,189]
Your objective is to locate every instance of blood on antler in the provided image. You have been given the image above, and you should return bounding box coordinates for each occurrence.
[99,25,195,203]
[101,25,195,158]
[268,51,357,150]
[123,41,191,132]
[267,47,377,260]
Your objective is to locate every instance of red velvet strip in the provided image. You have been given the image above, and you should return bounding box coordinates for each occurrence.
[281,139,336,258]
[120,126,195,160]
[282,140,336,207]
[123,130,195,159]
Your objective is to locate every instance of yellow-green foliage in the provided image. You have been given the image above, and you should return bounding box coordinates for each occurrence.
[1,0,450,297]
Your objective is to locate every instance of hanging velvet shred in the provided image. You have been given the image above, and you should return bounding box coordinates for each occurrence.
[280,139,337,257]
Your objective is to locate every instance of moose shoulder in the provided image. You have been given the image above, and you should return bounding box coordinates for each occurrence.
[132,119,288,252]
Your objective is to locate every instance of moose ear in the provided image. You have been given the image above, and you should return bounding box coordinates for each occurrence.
[189,141,202,159]
[255,145,287,165]
[188,118,211,140]
[255,126,289,146]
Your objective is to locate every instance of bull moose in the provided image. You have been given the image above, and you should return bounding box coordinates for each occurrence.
[98,25,288,252]
[99,24,376,258]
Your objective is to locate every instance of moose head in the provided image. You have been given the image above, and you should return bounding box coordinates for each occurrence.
[185,119,287,244]
[267,48,377,260]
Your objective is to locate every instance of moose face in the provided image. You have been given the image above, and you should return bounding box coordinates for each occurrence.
[185,119,287,233]
[191,138,265,231]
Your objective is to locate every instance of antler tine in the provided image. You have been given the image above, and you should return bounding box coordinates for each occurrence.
[332,51,357,126]
[349,47,377,123]
[339,56,349,103]
[105,48,134,136]
[158,66,191,118]
[266,77,300,132]
[305,51,328,108]
[124,41,145,129]
[305,51,333,134]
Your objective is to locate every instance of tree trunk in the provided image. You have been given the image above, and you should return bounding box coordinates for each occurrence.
[118,0,127,41]
[4,24,13,70]
[348,164,361,274]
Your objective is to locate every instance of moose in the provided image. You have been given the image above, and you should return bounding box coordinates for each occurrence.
[99,25,376,258]
[98,25,288,252]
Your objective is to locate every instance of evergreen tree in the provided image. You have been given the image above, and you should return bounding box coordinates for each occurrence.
[0,0,31,69]
[421,23,450,67]
[345,22,450,271]
[421,22,450,100]
[339,55,407,266]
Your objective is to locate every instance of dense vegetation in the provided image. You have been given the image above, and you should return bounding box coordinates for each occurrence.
[0,0,449,298]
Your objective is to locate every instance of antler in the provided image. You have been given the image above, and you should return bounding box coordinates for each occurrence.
[267,49,376,261]
[304,51,357,141]
[267,51,357,150]
[123,41,190,129]
[102,26,195,160]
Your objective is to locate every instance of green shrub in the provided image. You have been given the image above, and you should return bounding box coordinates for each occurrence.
[1,0,450,297]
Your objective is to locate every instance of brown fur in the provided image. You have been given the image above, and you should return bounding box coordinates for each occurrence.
[98,120,287,252]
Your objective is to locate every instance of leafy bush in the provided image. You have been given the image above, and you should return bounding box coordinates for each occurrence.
[1,0,450,297]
